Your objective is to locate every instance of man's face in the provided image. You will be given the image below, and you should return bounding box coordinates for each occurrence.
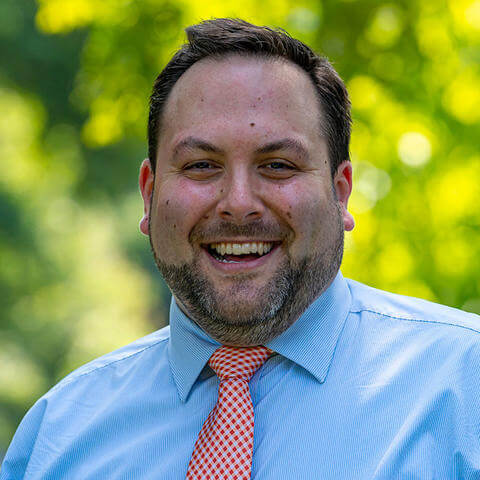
[140,56,354,346]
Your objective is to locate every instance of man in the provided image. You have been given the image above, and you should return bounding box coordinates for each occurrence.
[1,18,479,480]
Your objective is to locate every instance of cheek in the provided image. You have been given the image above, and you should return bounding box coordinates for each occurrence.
[275,182,329,231]
[151,180,218,257]
[271,182,335,252]
[292,199,324,241]
[153,198,184,237]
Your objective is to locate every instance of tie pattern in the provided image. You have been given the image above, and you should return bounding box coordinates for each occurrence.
[186,345,272,480]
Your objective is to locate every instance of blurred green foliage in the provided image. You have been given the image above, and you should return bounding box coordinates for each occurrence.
[1,0,479,456]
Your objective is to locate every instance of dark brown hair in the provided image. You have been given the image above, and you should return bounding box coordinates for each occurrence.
[148,18,351,177]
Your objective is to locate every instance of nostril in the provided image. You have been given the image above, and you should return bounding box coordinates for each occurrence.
[219,209,261,221]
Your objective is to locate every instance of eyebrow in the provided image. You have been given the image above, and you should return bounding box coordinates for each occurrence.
[172,136,309,161]
[254,138,309,161]
[173,137,225,159]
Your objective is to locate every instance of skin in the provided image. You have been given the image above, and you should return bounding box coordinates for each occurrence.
[139,56,354,346]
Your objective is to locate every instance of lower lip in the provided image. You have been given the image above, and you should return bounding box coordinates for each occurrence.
[202,245,281,274]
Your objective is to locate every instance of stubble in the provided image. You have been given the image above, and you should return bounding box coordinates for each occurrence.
[149,206,344,346]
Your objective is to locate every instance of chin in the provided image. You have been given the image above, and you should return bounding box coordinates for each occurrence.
[213,305,268,326]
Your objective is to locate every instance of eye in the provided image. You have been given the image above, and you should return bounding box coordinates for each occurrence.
[182,160,221,179]
[265,161,295,170]
[184,161,215,170]
[260,160,297,178]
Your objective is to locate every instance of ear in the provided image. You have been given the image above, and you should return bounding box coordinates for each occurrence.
[139,158,154,236]
[333,160,355,232]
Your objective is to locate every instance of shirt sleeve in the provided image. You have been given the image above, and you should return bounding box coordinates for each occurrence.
[455,340,480,478]
[0,398,47,480]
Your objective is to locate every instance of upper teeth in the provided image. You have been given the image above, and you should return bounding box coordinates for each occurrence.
[210,242,273,256]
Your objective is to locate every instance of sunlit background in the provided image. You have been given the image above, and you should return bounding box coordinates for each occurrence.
[1,0,479,457]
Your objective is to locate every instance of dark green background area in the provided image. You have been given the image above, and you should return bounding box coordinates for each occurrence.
[1,0,479,457]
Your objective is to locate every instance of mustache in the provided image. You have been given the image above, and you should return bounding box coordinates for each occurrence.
[189,219,291,243]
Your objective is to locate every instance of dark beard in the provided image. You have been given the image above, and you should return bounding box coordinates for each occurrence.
[149,209,345,346]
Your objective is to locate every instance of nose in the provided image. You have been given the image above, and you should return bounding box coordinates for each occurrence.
[216,171,264,223]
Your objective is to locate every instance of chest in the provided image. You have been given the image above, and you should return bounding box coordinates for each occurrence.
[27,372,461,479]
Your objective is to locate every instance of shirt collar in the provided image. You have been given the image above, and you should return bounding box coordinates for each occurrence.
[265,271,351,384]
[168,271,351,402]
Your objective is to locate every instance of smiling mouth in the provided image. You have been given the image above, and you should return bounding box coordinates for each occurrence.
[203,241,280,263]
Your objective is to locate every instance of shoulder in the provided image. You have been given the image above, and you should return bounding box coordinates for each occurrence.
[346,278,480,337]
[0,327,172,478]
[47,325,171,396]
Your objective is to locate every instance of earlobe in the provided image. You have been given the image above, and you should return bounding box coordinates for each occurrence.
[334,161,355,232]
[139,158,154,236]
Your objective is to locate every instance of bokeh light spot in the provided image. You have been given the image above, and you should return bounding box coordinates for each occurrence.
[427,158,480,226]
[397,132,432,167]
[465,0,480,29]
[355,162,392,203]
[287,7,321,33]
[443,69,480,124]
[366,4,404,47]
[348,76,383,110]
[377,242,413,282]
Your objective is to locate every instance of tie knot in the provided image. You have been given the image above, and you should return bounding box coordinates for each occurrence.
[209,345,272,382]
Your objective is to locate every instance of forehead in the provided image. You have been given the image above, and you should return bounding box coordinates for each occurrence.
[160,55,323,144]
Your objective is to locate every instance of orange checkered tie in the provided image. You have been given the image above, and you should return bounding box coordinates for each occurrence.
[185,345,272,480]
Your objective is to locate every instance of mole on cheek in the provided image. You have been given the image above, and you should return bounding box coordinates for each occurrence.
[166,199,169,205]
[173,224,176,229]
[250,122,255,127]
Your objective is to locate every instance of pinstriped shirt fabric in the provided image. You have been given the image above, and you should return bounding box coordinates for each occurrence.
[2,272,480,479]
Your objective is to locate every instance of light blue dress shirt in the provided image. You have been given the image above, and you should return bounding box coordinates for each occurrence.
[2,272,480,479]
